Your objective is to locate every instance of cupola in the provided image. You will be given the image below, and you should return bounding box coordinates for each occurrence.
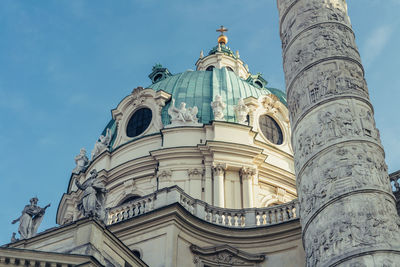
[195,26,250,79]
[148,64,172,84]
[246,73,268,89]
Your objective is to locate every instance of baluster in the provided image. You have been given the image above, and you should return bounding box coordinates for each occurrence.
[256,213,261,226]
[221,212,226,225]
[218,211,223,224]
[277,208,283,222]
[294,201,299,218]
[266,211,271,225]
[287,205,294,219]
[139,201,144,215]
[122,209,128,220]
[282,207,289,221]
[134,203,140,216]
[270,210,277,224]
[205,208,210,221]
[212,210,217,223]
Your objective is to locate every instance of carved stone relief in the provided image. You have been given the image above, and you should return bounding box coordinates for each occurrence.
[303,193,400,267]
[293,99,380,170]
[283,23,360,86]
[190,244,265,267]
[280,0,350,51]
[287,60,369,125]
[298,142,392,223]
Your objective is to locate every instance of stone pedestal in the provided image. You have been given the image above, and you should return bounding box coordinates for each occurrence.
[277,0,400,266]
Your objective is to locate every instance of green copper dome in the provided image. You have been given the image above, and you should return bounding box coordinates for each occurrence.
[148,67,287,125]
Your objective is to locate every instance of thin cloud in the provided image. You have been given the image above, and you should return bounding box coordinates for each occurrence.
[362,25,393,68]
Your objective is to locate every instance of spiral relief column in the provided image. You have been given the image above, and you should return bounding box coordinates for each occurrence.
[276,0,400,266]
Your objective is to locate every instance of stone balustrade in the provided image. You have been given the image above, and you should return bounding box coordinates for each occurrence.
[107,186,299,228]
[389,170,400,216]
[390,170,400,192]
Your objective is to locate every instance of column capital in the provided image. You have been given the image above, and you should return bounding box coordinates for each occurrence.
[212,163,227,176]
[240,167,256,180]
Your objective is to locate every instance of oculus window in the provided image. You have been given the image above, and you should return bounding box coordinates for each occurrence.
[259,115,283,145]
[126,108,152,137]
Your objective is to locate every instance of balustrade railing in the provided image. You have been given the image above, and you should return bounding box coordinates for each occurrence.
[107,186,299,228]
[390,170,400,193]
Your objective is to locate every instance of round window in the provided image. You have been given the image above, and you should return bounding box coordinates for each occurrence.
[259,115,283,145]
[126,108,152,138]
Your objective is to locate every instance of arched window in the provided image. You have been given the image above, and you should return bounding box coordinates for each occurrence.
[259,115,283,145]
[254,80,263,88]
[226,66,234,72]
[206,66,215,71]
[126,108,152,138]
[153,73,163,83]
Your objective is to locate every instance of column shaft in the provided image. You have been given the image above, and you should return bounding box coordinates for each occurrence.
[276,0,400,266]
[213,164,226,207]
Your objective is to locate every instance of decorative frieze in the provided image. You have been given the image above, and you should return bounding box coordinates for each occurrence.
[280,0,350,52]
[293,99,380,170]
[287,60,369,125]
[283,23,360,87]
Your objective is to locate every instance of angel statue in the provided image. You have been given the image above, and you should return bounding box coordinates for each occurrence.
[11,197,50,240]
[75,169,107,222]
[211,95,226,121]
[234,98,249,124]
[167,98,201,127]
[72,148,89,174]
[91,128,112,159]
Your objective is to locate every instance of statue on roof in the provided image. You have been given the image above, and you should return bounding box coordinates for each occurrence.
[211,95,226,121]
[234,98,249,124]
[72,148,89,174]
[11,197,50,240]
[167,98,201,127]
[91,128,112,160]
[75,169,107,222]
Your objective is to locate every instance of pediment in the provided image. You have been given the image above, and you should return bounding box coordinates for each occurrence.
[190,244,265,266]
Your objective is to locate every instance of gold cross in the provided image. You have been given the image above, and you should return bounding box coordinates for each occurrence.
[216,25,228,35]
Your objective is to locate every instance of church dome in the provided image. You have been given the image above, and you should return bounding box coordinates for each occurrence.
[148,67,287,125]
[59,30,296,228]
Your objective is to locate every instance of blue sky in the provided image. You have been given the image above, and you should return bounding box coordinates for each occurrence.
[0,0,399,244]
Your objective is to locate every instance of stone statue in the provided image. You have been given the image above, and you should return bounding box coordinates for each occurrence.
[75,169,107,221]
[211,95,226,121]
[91,128,112,159]
[167,98,201,127]
[234,98,249,124]
[11,197,50,240]
[72,148,89,174]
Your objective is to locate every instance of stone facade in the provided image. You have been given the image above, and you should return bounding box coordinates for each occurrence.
[277,0,400,266]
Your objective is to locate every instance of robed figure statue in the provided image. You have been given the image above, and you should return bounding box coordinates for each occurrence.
[12,197,50,240]
[75,169,107,222]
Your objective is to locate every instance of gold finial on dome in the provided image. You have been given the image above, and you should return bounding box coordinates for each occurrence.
[216,25,228,45]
